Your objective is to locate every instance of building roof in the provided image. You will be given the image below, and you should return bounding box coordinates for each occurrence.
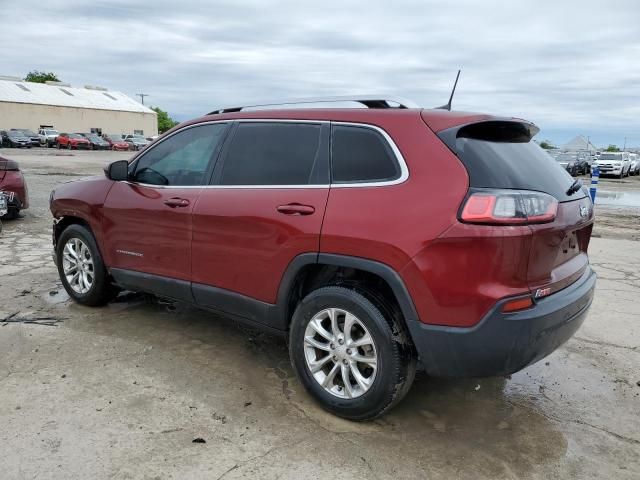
[0,78,154,114]
[561,135,596,152]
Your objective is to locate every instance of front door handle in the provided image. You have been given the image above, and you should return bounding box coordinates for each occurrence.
[164,197,190,208]
[276,203,315,215]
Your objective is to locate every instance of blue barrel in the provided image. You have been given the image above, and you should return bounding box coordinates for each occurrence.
[590,166,599,203]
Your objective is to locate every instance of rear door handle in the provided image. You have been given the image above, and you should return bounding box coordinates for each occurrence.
[276,203,315,215]
[164,197,190,208]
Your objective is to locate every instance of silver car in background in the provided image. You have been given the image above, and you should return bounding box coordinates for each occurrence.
[628,153,640,176]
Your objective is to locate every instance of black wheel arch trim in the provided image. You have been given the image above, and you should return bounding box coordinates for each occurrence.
[276,253,420,325]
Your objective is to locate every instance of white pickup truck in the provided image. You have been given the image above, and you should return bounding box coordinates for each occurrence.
[38,128,60,148]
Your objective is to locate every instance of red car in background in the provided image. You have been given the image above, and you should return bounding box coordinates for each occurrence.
[57,133,91,150]
[103,134,130,151]
[0,156,29,219]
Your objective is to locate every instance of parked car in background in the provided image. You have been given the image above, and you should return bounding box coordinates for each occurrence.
[103,134,130,151]
[50,98,596,419]
[554,152,590,176]
[124,134,150,151]
[545,148,561,159]
[0,155,29,219]
[57,133,91,150]
[593,152,631,178]
[78,133,111,150]
[1,130,32,148]
[628,153,640,176]
[12,129,40,146]
[38,128,60,147]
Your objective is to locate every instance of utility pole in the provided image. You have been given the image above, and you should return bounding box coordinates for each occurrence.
[623,137,627,151]
[136,93,149,105]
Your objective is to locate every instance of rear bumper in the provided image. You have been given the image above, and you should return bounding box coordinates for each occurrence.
[407,266,596,378]
[1,172,29,210]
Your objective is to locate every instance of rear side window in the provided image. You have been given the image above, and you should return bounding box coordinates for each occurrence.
[331,125,400,183]
[439,121,582,202]
[219,122,326,185]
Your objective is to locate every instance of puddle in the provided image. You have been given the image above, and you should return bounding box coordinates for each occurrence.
[595,190,640,207]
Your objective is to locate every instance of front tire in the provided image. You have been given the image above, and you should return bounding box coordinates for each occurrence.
[56,224,117,306]
[289,286,416,420]
[2,208,19,220]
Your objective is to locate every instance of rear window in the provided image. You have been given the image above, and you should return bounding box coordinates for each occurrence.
[439,121,583,202]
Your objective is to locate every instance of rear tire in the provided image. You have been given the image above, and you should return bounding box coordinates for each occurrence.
[289,286,416,420]
[56,224,117,306]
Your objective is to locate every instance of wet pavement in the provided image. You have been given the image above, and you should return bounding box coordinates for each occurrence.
[0,149,639,479]
[596,190,640,208]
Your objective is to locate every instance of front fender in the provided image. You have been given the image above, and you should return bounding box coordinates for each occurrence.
[51,175,115,258]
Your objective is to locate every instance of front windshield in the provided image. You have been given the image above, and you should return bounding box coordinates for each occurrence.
[69,134,84,139]
[599,153,622,160]
[45,130,59,135]
[133,136,147,141]
[556,154,575,161]
[21,130,37,136]
[8,131,25,138]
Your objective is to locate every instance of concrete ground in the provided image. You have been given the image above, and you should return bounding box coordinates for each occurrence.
[1,148,639,480]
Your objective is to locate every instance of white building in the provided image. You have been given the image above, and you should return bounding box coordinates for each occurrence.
[0,76,157,136]
[561,135,597,154]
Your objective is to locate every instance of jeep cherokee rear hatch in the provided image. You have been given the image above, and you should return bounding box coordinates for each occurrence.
[432,118,594,298]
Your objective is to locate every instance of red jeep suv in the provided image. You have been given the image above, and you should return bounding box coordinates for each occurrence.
[50,97,596,420]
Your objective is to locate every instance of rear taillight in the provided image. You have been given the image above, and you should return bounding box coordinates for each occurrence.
[460,188,557,225]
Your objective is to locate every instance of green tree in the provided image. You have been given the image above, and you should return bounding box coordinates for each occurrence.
[151,106,179,133]
[539,140,555,149]
[24,70,60,83]
[605,144,620,152]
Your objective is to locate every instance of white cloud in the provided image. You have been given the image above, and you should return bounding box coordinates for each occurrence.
[2,0,639,145]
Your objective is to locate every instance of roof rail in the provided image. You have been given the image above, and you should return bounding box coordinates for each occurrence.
[207,95,420,115]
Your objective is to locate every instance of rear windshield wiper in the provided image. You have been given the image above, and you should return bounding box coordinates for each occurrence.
[566,179,582,196]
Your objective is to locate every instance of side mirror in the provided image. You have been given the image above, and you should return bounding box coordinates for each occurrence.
[106,160,130,181]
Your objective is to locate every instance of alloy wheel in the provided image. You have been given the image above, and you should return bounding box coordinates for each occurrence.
[303,307,378,399]
[62,238,95,294]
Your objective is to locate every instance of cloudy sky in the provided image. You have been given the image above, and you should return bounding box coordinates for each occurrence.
[2,0,639,146]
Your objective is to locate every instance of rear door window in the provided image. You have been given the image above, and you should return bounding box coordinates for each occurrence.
[439,121,583,202]
[331,125,400,183]
[217,122,327,185]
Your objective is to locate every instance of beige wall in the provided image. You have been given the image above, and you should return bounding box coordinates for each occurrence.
[0,102,157,136]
